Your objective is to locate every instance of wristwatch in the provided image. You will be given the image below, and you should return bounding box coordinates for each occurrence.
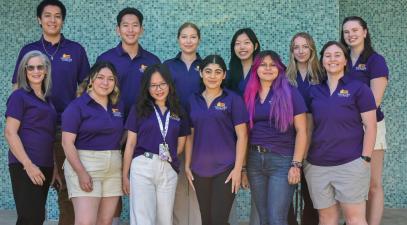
[361,155,371,163]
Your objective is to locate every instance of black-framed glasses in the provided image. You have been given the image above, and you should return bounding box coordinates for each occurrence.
[149,82,168,90]
[26,64,45,72]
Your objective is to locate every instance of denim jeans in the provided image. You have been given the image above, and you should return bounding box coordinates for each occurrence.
[247,150,295,225]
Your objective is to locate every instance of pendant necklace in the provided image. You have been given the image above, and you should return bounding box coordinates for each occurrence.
[41,37,61,61]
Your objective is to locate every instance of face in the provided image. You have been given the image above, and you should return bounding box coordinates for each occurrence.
[234,33,256,61]
[91,68,116,97]
[322,45,347,76]
[178,26,200,54]
[257,56,279,83]
[149,72,169,103]
[38,5,63,36]
[292,36,311,64]
[116,14,144,46]
[201,63,226,90]
[26,56,46,86]
[342,20,367,48]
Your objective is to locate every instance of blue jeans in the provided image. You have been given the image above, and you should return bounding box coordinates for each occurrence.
[247,150,295,225]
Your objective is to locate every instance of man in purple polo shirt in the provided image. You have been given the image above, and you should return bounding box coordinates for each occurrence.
[11,1,90,224]
[97,7,161,116]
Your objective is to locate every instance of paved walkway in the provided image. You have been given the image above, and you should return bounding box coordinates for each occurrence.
[0,208,406,225]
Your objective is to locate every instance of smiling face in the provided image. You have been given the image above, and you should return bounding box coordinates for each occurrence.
[149,72,169,104]
[293,36,311,64]
[322,44,347,76]
[26,56,46,87]
[257,55,279,83]
[201,63,226,90]
[342,20,367,49]
[38,5,63,37]
[234,33,256,61]
[91,68,116,98]
[116,14,144,46]
[178,26,200,55]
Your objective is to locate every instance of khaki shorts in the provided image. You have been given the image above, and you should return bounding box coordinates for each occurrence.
[304,158,370,209]
[374,119,387,150]
[64,150,123,198]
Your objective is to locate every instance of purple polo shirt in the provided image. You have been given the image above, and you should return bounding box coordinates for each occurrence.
[307,76,376,166]
[125,105,190,172]
[61,93,125,150]
[346,52,389,122]
[187,89,249,177]
[296,72,311,101]
[250,86,307,156]
[97,43,161,116]
[5,89,57,167]
[164,52,202,107]
[12,35,90,123]
[226,68,252,95]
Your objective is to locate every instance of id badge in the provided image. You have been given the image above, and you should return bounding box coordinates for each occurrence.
[159,143,172,162]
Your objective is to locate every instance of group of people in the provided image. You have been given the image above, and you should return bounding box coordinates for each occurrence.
[4,1,389,225]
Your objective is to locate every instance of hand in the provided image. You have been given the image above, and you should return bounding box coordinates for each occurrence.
[185,167,195,191]
[225,168,241,194]
[123,176,130,195]
[24,163,46,186]
[241,172,250,189]
[50,166,63,191]
[288,167,301,185]
[78,171,93,192]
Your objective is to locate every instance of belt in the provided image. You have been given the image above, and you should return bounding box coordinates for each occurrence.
[250,145,272,153]
[143,152,157,159]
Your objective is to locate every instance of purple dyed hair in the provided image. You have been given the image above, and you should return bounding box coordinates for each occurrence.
[244,50,293,132]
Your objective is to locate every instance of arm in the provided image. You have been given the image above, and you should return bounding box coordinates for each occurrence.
[122,130,137,195]
[225,123,248,193]
[361,110,377,158]
[184,129,195,191]
[177,136,186,155]
[4,117,45,186]
[288,113,307,185]
[370,77,388,107]
[61,131,93,192]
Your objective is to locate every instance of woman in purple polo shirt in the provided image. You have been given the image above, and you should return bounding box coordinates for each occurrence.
[243,50,307,225]
[286,32,323,225]
[185,55,249,225]
[122,64,190,225]
[304,41,377,225]
[61,61,124,225]
[5,50,60,225]
[341,16,389,225]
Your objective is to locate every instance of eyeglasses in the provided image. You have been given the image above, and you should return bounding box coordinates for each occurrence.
[26,64,45,72]
[149,83,168,90]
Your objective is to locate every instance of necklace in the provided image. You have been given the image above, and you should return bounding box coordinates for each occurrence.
[41,37,61,61]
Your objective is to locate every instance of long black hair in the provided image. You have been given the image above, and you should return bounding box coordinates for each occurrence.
[228,28,260,92]
[136,64,182,118]
[340,16,375,64]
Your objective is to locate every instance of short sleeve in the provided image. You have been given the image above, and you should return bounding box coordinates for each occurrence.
[5,91,25,121]
[291,88,308,115]
[231,94,249,126]
[356,83,377,113]
[61,103,82,134]
[77,45,90,84]
[368,54,389,80]
[306,86,316,113]
[125,105,140,133]
[178,107,191,137]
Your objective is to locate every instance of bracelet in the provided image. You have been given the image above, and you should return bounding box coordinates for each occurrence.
[241,166,247,173]
[291,161,303,168]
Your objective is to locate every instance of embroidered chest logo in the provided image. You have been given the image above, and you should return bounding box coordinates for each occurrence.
[194,65,200,71]
[112,108,123,117]
[170,113,181,121]
[214,102,227,110]
[355,64,366,71]
[337,89,351,98]
[60,53,72,62]
[139,64,147,73]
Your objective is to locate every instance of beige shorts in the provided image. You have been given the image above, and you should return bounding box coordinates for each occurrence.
[304,158,370,209]
[64,150,123,198]
[374,119,387,150]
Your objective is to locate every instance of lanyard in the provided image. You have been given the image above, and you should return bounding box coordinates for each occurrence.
[153,105,170,143]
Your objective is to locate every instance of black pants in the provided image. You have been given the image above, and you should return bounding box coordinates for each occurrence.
[287,170,319,225]
[9,163,53,225]
[193,169,235,225]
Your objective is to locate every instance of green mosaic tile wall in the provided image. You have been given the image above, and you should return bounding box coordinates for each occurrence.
[0,0,404,222]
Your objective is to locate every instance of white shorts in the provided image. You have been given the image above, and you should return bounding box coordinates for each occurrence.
[374,119,387,150]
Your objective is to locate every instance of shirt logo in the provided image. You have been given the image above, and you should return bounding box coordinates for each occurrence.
[214,102,227,110]
[139,64,147,73]
[338,89,351,98]
[170,113,181,121]
[194,65,199,71]
[60,54,73,62]
[112,108,123,117]
[355,64,366,71]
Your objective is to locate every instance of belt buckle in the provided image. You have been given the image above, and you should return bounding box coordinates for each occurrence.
[143,152,154,159]
[257,145,266,153]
